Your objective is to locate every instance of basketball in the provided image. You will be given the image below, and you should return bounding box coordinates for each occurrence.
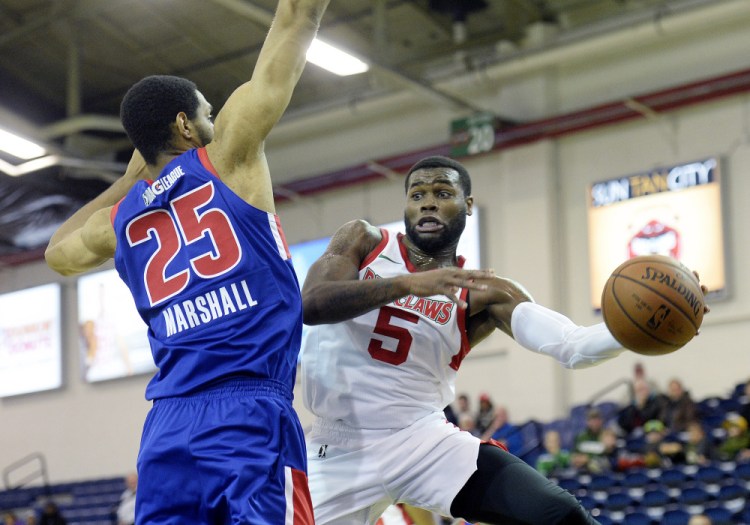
[601,255,705,356]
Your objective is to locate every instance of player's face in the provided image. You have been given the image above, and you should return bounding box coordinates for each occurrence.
[404,167,472,254]
[192,91,215,146]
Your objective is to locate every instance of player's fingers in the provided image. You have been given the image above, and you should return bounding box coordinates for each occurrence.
[445,287,468,309]
[459,279,488,291]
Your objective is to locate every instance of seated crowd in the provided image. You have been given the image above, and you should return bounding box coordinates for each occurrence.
[445,366,750,480]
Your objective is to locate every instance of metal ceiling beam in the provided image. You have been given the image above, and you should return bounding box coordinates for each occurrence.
[39,115,124,140]
[204,0,488,113]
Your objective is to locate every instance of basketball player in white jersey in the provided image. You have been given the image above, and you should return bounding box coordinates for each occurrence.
[300,156,640,524]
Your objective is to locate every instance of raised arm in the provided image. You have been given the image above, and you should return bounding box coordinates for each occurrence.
[302,220,493,325]
[205,0,330,211]
[45,150,149,275]
[469,278,624,369]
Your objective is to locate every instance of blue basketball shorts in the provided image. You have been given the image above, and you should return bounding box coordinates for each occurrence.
[135,378,313,524]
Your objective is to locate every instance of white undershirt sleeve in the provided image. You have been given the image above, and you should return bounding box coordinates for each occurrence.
[510,301,625,369]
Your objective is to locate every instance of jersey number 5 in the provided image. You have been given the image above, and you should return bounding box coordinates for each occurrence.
[367,306,419,365]
[126,182,241,306]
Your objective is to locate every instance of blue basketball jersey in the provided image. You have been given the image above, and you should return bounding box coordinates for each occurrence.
[112,148,302,399]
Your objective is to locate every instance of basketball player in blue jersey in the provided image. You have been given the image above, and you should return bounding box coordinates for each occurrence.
[45,0,329,523]
[300,155,709,525]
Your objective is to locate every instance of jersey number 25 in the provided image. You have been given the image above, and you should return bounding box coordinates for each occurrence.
[126,182,242,306]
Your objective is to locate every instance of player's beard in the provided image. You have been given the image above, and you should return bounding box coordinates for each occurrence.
[405,211,466,254]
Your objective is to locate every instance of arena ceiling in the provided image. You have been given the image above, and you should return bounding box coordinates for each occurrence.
[0,0,725,265]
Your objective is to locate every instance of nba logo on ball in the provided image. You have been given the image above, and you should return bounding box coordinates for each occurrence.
[601,255,705,356]
[647,305,671,330]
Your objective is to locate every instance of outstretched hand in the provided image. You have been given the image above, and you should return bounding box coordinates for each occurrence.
[405,268,494,309]
[693,270,711,336]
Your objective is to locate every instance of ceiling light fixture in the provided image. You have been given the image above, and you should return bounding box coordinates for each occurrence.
[306,38,369,76]
[0,127,47,160]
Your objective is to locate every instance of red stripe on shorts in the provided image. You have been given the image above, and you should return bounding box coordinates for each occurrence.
[291,468,314,525]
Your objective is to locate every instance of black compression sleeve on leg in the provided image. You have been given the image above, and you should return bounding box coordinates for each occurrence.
[449,443,600,525]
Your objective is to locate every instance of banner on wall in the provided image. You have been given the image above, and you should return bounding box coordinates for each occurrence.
[587,158,727,310]
[0,283,62,397]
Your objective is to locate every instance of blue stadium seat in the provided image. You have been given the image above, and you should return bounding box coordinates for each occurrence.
[703,505,733,525]
[694,464,725,485]
[661,509,691,525]
[578,495,598,511]
[718,397,741,414]
[737,505,750,525]
[716,482,747,512]
[730,381,746,400]
[602,491,632,512]
[594,401,619,422]
[593,514,615,525]
[558,477,583,494]
[735,461,750,487]
[544,418,575,450]
[589,474,618,493]
[622,511,652,525]
[641,489,670,520]
[677,486,709,514]
[622,470,651,497]
[625,435,646,454]
[660,467,689,488]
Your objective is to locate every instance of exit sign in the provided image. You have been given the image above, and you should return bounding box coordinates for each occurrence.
[450,112,500,157]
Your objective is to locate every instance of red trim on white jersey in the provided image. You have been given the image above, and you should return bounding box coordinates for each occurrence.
[284,466,314,525]
[396,233,467,272]
[197,147,219,178]
[359,228,390,270]
[449,286,472,371]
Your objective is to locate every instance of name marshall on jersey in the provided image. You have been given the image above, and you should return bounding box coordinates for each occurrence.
[142,165,186,205]
[363,267,454,325]
[163,279,258,337]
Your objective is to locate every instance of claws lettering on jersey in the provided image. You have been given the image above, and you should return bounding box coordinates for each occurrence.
[318,444,328,458]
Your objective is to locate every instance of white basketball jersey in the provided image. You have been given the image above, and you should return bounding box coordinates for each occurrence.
[301,229,470,429]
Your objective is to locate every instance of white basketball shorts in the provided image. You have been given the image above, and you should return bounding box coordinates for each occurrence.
[305,411,480,525]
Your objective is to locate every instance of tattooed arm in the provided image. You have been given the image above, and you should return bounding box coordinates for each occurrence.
[301,220,492,325]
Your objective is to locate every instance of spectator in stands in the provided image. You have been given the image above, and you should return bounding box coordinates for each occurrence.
[116,472,137,525]
[481,405,523,456]
[455,393,472,420]
[687,515,712,525]
[643,419,684,467]
[571,408,606,470]
[475,393,495,436]
[38,502,66,525]
[2,512,23,525]
[617,377,667,434]
[662,378,697,432]
[535,430,572,477]
[682,420,715,465]
[458,413,480,437]
[717,413,750,461]
[595,428,636,472]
